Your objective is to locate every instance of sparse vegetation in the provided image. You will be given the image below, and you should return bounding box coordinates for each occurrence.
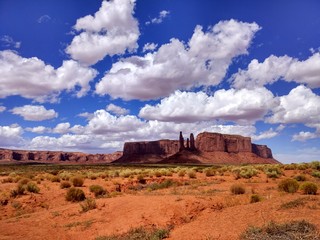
[95,226,170,240]
[66,187,86,202]
[80,198,96,212]
[72,177,84,187]
[89,185,107,197]
[60,181,71,189]
[250,194,262,203]
[230,184,246,195]
[280,198,306,209]
[300,182,318,195]
[278,178,299,193]
[294,174,306,182]
[240,220,320,240]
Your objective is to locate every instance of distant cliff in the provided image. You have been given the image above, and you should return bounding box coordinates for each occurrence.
[0,148,122,164]
[115,131,279,164]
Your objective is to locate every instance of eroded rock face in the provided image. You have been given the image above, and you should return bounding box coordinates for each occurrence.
[119,131,277,164]
[0,148,122,163]
[195,132,252,153]
[252,144,273,159]
[122,140,179,157]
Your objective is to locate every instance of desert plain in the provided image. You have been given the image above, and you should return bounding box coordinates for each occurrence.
[1,163,320,240]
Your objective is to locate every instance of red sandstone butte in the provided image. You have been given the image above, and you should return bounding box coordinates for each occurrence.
[0,148,122,164]
[115,131,279,164]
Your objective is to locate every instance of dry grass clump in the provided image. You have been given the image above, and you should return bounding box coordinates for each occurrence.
[60,181,71,189]
[72,176,84,187]
[89,185,107,197]
[10,178,40,197]
[233,167,259,179]
[300,182,318,195]
[230,184,246,195]
[264,165,282,178]
[80,198,96,212]
[204,168,216,177]
[280,198,306,209]
[294,174,306,182]
[51,176,60,182]
[250,194,262,203]
[66,187,86,202]
[278,178,299,193]
[311,171,320,178]
[240,220,320,240]
[187,170,196,179]
[95,226,170,240]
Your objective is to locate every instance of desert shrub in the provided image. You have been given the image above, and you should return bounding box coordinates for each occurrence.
[264,166,282,178]
[137,174,146,184]
[178,170,186,177]
[294,174,306,182]
[283,163,297,170]
[58,171,71,180]
[311,171,320,178]
[300,182,318,195]
[18,178,30,185]
[187,170,196,179]
[230,184,246,195]
[72,177,84,187]
[80,198,96,212]
[250,194,262,203]
[95,226,170,240]
[60,181,71,189]
[1,177,14,183]
[51,176,60,182]
[66,188,86,202]
[297,163,308,170]
[280,198,306,209]
[310,161,320,170]
[240,220,320,240]
[89,185,107,197]
[278,178,299,193]
[26,182,40,193]
[0,193,9,206]
[147,180,174,191]
[204,168,215,177]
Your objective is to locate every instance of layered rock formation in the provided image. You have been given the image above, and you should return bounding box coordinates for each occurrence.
[116,131,278,164]
[0,148,122,164]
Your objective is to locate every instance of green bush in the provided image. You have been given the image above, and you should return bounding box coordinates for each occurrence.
[26,182,40,193]
[72,177,84,187]
[89,185,107,197]
[80,198,96,212]
[311,171,320,178]
[294,175,306,182]
[66,187,86,202]
[300,182,318,195]
[278,178,299,193]
[230,184,246,195]
[264,166,282,178]
[60,181,71,189]
[250,194,262,203]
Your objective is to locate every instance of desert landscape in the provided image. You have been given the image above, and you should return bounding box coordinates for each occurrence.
[1,132,320,239]
[1,162,320,240]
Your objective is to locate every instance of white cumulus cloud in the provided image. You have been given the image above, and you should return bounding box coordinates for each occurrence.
[25,126,49,134]
[0,50,97,102]
[142,42,158,52]
[267,85,320,124]
[106,103,129,116]
[0,106,6,113]
[53,122,71,134]
[139,88,275,124]
[66,0,140,66]
[232,53,320,89]
[0,125,24,147]
[11,105,58,121]
[95,19,260,100]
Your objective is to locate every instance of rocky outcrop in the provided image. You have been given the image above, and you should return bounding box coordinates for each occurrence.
[116,140,179,163]
[0,148,122,164]
[116,131,278,164]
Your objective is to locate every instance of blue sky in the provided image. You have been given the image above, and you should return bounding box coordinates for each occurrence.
[0,0,320,163]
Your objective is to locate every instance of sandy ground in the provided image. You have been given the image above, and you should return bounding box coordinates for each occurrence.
[0,168,320,240]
